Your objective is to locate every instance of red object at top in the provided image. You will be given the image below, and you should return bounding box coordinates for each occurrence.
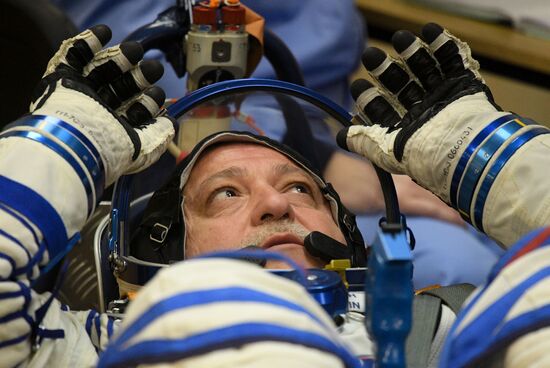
[192,5,217,27]
[222,5,245,26]
[187,105,231,118]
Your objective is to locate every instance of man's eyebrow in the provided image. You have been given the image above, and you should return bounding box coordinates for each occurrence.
[273,163,311,179]
[199,166,248,189]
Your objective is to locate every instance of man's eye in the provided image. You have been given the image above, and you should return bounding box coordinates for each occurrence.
[289,183,311,194]
[212,188,238,201]
[216,189,237,198]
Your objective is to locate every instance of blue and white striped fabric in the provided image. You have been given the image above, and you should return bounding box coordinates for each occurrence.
[99,258,361,368]
[0,117,119,366]
[0,197,121,367]
[439,227,550,367]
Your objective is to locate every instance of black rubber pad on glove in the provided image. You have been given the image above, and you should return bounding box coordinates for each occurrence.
[65,25,112,72]
[336,128,350,151]
[350,78,401,129]
[392,30,442,91]
[126,86,166,127]
[86,41,144,88]
[362,47,424,109]
[98,60,164,109]
[363,47,408,94]
[422,23,466,77]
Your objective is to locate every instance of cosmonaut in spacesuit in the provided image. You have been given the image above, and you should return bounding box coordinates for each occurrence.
[1,21,549,368]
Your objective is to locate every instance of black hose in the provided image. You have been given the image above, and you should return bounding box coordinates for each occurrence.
[373,165,402,227]
[263,29,305,86]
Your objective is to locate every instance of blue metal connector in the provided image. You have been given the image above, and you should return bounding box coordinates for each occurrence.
[366,226,413,368]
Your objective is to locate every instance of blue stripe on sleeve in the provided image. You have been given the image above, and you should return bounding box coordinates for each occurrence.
[0,203,46,278]
[491,305,550,351]
[0,202,41,253]
[0,290,23,300]
[10,115,104,174]
[0,310,24,324]
[0,332,30,349]
[450,114,515,207]
[85,310,97,337]
[110,287,330,349]
[441,266,550,367]
[473,127,550,231]
[0,229,45,279]
[107,318,114,339]
[0,253,16,277]
[0,228,39,279]
[7,115,105,202]
[99,322,361,368]
[0,130,95,216]
[0,175,68,269]
[0,229,30,262]
[456,120,525,220]
[18,281,34,329]
[94,313,102,345]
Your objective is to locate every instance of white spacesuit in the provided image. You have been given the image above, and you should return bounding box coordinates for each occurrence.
[1,22,550,368]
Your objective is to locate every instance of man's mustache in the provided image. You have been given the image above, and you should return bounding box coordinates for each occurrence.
[239,220,310,249]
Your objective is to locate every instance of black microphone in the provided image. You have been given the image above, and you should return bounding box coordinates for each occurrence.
[304,231,350,263]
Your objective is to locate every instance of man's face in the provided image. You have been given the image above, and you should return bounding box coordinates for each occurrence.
[183,143,347,268]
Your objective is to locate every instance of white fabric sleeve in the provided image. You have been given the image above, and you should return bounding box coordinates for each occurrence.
[0,137,88,241]
[98,259,359,368]
[479,133,550,246]
[440,228,550,366]
[410,109,550,247]
[0,134,119,366]
[0,203,120,366]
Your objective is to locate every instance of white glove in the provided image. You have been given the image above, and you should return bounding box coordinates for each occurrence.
[24,25,175,189]
[337,23,550,246]
[0,25,175,262]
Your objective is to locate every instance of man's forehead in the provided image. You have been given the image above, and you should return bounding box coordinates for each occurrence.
[185,142,309,185]
[189,143,305,181]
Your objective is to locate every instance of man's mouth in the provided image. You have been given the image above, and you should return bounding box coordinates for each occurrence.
[260,233,304,250]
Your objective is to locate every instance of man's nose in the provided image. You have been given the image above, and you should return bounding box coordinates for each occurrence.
[251,186,295,225]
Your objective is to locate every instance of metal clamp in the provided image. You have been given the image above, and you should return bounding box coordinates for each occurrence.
[150,222,171,244]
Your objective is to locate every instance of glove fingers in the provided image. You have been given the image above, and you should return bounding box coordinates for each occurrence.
[392,30,443,92]
[362,47,424,110]
[44,25,111,76]
[350,78,402,129]
[117,86,166,127]
[421,23,482,80]
[83,41,144,88]
[337,125,406,174]
[97,60,164,109]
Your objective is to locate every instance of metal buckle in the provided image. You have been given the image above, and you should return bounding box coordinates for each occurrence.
[150,222,171,244]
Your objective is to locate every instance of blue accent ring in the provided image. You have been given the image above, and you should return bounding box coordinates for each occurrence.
[473,127,550,231]
[457,119,527,219]
[9,115,105,198]
[450,114,516,207]
[0,130,95,216]
[167,78,353,123]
